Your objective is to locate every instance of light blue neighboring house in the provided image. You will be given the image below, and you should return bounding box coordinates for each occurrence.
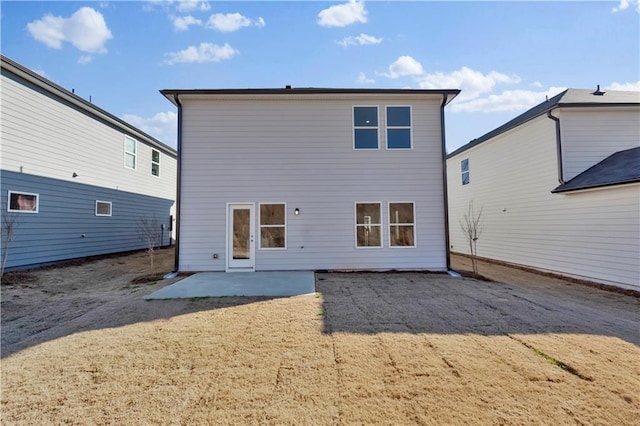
[1,55,177,270]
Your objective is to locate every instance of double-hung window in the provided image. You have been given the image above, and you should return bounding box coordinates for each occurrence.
[151,150,160,176]
[124,136,137,169]
[259,203,286,249]
[386,106,412,149]
[461,159,469,185]
[353,106,379,149]
[355,203,382,247]
[389,202,415,247]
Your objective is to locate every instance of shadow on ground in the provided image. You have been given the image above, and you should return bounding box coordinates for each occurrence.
[317,272,640,346]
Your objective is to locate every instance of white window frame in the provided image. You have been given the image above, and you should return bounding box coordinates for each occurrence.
[386,105,413,150]
[7,190,39,213]
[388,202,416,248]
[461,158,469,185]
[95,200,112,217]
[353,105,380,150]
[258,202,287,250]
[151,149,160,177]
[354,202,383,248]
[124,135,137,170]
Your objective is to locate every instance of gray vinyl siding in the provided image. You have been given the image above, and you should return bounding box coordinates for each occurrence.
[179,96,447,272]
[447,114,640,291]
[1,171,173,270]
[0,70,176,202]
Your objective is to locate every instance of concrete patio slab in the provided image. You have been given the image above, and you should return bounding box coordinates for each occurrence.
[144,271,316,299]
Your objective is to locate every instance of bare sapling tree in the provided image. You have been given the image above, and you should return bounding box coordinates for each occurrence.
[459,201,483,274]
[137,216,163,274]
[1,204,20,279]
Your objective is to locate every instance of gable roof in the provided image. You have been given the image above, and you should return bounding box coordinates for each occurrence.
[448,88,640,158]
[1,54,177,158]
[161,87,460,106]
[552,147,640,193]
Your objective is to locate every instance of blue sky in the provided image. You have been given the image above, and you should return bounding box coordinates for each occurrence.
[2,1,639,151]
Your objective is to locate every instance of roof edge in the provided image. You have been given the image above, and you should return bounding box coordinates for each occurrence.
[1,54,177,157]
[551,178,640,193]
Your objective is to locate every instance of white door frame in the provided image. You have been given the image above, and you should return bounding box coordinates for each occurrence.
[226,203,255,271]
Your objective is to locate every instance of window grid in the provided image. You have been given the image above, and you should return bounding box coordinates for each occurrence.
[353,106,379,150]
[388,202,416,248]
[386,106,412,150]
[259,203,287,250]
[355,202,383,248]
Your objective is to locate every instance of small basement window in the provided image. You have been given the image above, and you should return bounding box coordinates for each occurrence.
[259,203,286,249]
[8,191,39,213]
[95,200,112,217]
[386,106,412,149]
[353,106,379,149]
[461,159,469,185]
[124,135,137,169]
[355,202,382,248]
[151,149,160,176]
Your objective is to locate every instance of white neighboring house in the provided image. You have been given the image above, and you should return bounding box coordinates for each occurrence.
[1,55,177,270]
[447,87,640,291]
[161,87,459,273]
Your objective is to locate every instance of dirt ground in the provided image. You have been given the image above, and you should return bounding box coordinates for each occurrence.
[1,249,639,424]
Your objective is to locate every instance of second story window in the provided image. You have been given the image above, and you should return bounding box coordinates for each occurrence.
[151,150,160,176]
[353,106,379,149]
[386,106,412,149]
[461,158,469,185]
[124,136,137,170]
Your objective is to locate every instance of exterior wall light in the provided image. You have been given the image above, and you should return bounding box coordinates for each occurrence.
[294,208,300,215]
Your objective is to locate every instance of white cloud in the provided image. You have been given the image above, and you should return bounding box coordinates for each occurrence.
[338,33,382,47]
[612,0,640,13]
[356,72,375,84]
[122,111,178,149]
[172,15,202,31]
[78,55,93,65]
[606,80,640,91]
[164,42,239,64]
[318,0,367,27]
[27,7,113,53]
[531,81,543,88]
[381,55,424,78]
[450,87,567,113]
[417,66,521,101]
[206,13,265,32]
[176,1,211,13]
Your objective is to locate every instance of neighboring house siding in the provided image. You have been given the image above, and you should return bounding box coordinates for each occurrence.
[1,171,173,270]
[560,108,640,180]
[179,96,446,272]
[1,70,176,201]
[447,114,640,290]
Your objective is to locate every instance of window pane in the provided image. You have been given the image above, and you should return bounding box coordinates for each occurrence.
[356,203,380,224]
[125,137,136,153]
[357,225,381,247]
[390,226,415,247]
[260,204,285,225]
[354,106,378,127]
[462,171,470,185]
[152,150,160,163]
[387,129,411,149]
[9,192,38,212]
[261,227,285,248]
[125,153,136,169]
[387,107,410,126]
[152,163,160,176]
[96,202,111,216]
[389,203,414,224]
[354,129,378,149]
[461,158,469,172]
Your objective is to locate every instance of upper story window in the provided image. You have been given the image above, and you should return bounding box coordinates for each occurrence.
[355,202,382,248]
[8,191,39,213]
[95,200,112,217]
[461,159,469,185]
[259,203,286,249]
[151,150,160,177]
[124,136,137,170]
[353,106,379,149]
[386,106,412,149]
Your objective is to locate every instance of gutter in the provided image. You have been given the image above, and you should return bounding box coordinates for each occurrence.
[173,94,183,273]
[440,94,452,270]
[547,110,565,184]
